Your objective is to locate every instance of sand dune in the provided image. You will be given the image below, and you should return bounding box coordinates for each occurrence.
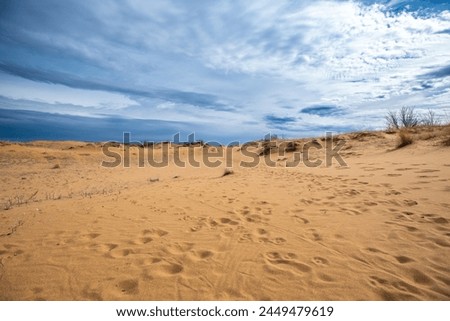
[1,127,449,300]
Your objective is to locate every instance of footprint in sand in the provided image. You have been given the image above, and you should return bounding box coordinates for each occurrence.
[271,237,287,245]
[79,232,101,241]
[292,215,310,224]
[245,214,264,223]
[189,249,215,260]
[263,251,312,274]
[394,256,415,264]
[137,237,153,244]
[93,243,118,254]
[131,230,159,245]
[256,228,268,235]
[219,217,239,225]
[152,261,184,276]
[142,228,168,237]
[403,200,418,206]
[117,279,139,295]
[238,232,254,243]
[308,229,322,241]
[107,248,136,258]
[312,256,329,266]
[82,286,103,300]
[162,242,195,255]
[385,190,402,196]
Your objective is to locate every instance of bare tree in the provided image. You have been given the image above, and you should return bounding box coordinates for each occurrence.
[421,109,439,126]
[385,110,399,129]
[399,107,419,128]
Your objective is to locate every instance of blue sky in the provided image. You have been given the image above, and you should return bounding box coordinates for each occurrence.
[1,0,450,142]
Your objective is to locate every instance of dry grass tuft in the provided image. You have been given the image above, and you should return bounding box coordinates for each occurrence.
[397,131,413,148]
[442,137,450,146]
[258,141,277,156]
[221,168,234,177]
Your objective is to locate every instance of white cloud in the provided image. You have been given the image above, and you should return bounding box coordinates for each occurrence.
[0,73,138,110]
[1,0,450,140]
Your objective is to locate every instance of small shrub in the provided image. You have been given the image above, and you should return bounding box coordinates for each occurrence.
[399,107,419,128]
[397,131,413,148]
[442,137,450,146]
[259,141,277,156]
[421,109,439,126]
[386,107,420,130]
[222,168,234,177]
[385,110,399,130]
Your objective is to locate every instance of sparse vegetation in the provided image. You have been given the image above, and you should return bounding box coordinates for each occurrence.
[400,107,419,128]
[386,107,442,130]
[221,168,234,177]
[2,190,38,210]
[45,192,62,200]
[397,130,413,148]
[421,109,439,126]
[386,110,400,130]
[259,141,277,156]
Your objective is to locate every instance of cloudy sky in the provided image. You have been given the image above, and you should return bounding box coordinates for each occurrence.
[1,0,450,142]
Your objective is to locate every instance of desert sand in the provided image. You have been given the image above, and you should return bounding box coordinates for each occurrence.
[1,127,449,300]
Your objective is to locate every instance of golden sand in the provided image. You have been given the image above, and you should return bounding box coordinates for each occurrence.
[1,127,449,300]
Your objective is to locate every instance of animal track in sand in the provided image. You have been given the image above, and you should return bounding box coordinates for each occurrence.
[264,251,312,273]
